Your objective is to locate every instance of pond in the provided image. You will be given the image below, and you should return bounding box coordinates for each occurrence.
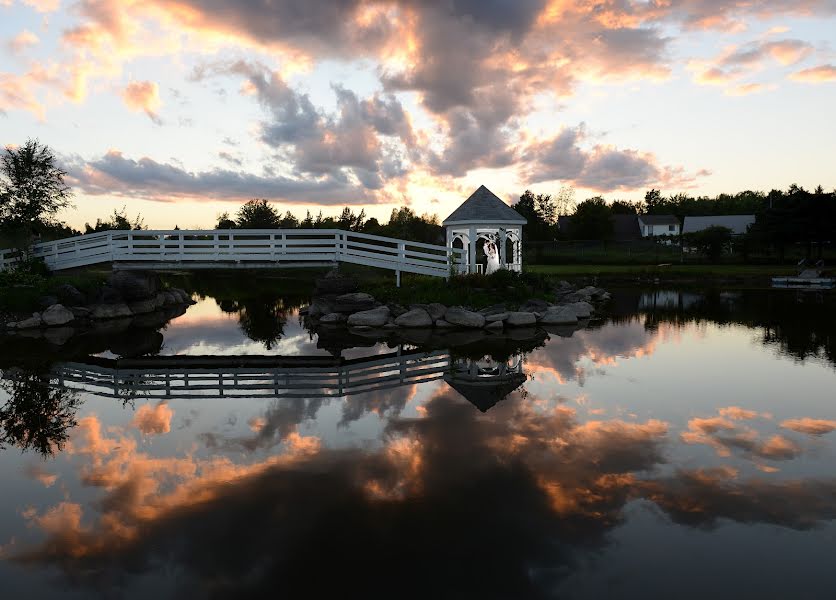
[1,284,835,599]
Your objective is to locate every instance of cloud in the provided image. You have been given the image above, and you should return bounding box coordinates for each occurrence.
[65,149,378,205]
[522,125,703,192]
[781,418,836,436]
[681,412,803,462]
[131,401,174,435]
[6,29,39,54]
[121,80,162,124]
[790,64,836,82]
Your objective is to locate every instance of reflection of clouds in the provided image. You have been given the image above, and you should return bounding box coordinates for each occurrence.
[132,401,173,435]
[23,464,58,488]
[12,390,836,596]
[681,409,802,463]
[527,320,678,385]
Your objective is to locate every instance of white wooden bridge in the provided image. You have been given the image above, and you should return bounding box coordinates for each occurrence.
[0,229,469,283]
[44,349,454,401]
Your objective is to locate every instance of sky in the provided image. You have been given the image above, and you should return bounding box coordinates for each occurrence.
[1,0,835,230]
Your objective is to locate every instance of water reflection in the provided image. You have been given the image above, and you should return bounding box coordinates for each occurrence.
[1,286,836,598]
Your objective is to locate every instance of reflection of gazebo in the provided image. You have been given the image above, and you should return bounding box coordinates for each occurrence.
[444,355,526,412]
[444,185,526,274]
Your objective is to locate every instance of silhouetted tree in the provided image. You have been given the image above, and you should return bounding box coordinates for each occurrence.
[236,199,281,228]
[572,197,613,240]
[216,212,236,229]
[85,207,145,233]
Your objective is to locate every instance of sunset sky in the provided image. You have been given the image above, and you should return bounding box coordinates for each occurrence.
[1,0,835,230]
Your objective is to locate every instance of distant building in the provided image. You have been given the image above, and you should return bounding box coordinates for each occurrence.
[557,214,643,242]
[682,215,756,236]
[637,215,680,237]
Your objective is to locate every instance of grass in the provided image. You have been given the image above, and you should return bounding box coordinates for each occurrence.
[525,263,798,279]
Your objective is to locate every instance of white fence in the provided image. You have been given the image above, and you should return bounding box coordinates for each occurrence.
[0,229,469,281]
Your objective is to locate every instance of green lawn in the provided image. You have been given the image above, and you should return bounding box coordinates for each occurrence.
[525,263,797,278]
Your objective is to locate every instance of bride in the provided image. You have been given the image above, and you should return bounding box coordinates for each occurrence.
[483,239,500,274]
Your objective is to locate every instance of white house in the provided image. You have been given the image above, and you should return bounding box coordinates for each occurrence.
[682,215,756,236]
[637,214,680,237]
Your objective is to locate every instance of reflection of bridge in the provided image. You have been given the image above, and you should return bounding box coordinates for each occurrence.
[0,229,467,284]
[45,349,527,407]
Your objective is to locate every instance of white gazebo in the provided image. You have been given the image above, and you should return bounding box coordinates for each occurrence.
[443,185,526,274]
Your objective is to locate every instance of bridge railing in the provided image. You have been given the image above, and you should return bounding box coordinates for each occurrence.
[2,229,469,279]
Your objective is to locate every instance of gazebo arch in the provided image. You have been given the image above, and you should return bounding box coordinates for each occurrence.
[443,185,526,274]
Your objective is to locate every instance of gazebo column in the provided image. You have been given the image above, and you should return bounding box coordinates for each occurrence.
[499,229,507,270]
[515,227,522,270]
[468,225,476,274]
[445,227,453,276]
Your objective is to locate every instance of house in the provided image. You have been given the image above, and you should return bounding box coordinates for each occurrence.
[637,214,680,237]
[557,214,642,242]
[682,215,756,236]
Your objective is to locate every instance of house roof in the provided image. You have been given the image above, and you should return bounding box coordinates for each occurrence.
[558,214,642,242]
[638,214,680,226]
[443,185,527,226]
[682,215,756,235]
[443,371,527,412]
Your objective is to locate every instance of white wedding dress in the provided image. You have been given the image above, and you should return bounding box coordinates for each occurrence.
[484,241,500,274]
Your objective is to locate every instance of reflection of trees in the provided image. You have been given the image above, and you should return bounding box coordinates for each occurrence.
[609,288,836,368]
[218,298,289,350]
[0,368,82,457]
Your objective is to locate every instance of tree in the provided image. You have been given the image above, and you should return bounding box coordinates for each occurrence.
[0,139,72,232]
[554,185,576,216]
[236,199,281,228]
[610,200,638,214]
[572,197,613,240]
[216,212,236,229]
[279,211,299,229]
[643,189,662,214]
[512,190,558,242]
[684,226,732,262]
[84,207,145,233]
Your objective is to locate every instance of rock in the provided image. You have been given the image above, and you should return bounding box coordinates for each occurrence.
[168,288,188,303]
[347,306,390,327]
[485,320,504,330]
[320,312,347,324]
[307,298,333,318]
[506,311,537,327]
[315,271,358,295]
[389,304,408,318]
[563,291,590,303]
[566,301,594,319]
[96,286,124,305]
[108,270,160,301]
[540,306,578,325]
[155,292,166,308]
[426,303,447,322]
[518,299,550,313]
[395,308,433,328]
[162,291,178,306]
[444,307,485,328]
[128,298,157,314]
[484,312,509,323]
[55,283,86,306]
[383,322,399,330]
[42,304,74,326]
[91,303,133,319]
[14,313,42,329]
[38,295,59,309]
[71,306,91,318]
[478,303,507,316]
[435,319,456,328]
[599,292,611,302]
[333,292,376,313]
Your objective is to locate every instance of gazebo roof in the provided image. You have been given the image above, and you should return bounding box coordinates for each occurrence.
[443,185,527,226]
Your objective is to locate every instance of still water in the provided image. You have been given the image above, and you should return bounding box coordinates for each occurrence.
[1,286,835,599]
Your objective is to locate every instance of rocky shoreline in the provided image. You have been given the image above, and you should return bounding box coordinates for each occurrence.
[302,273,611,336]
[2,270,195,334]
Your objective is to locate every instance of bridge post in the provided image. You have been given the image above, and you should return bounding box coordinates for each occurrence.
[396,241,405,287]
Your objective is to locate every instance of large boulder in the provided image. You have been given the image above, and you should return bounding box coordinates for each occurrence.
[506,311,537,327]
[307,298,333,318]
[540,306,578,325]
[12,313,42,329]
[332,292,376,313]
[347,306,390,327]
[444,307,485,328]
[91,303,133,320]
[565,301,594,319]
[128,298,157,315]
[478,303,507,316]
[518,299,550,313]
[320,312,347,324]
[108,270,160,301]
[485,312,509,323]
[426,303,447,322]
[395,308,433,328]
[55,283,86,306]
[42,304,74,326]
